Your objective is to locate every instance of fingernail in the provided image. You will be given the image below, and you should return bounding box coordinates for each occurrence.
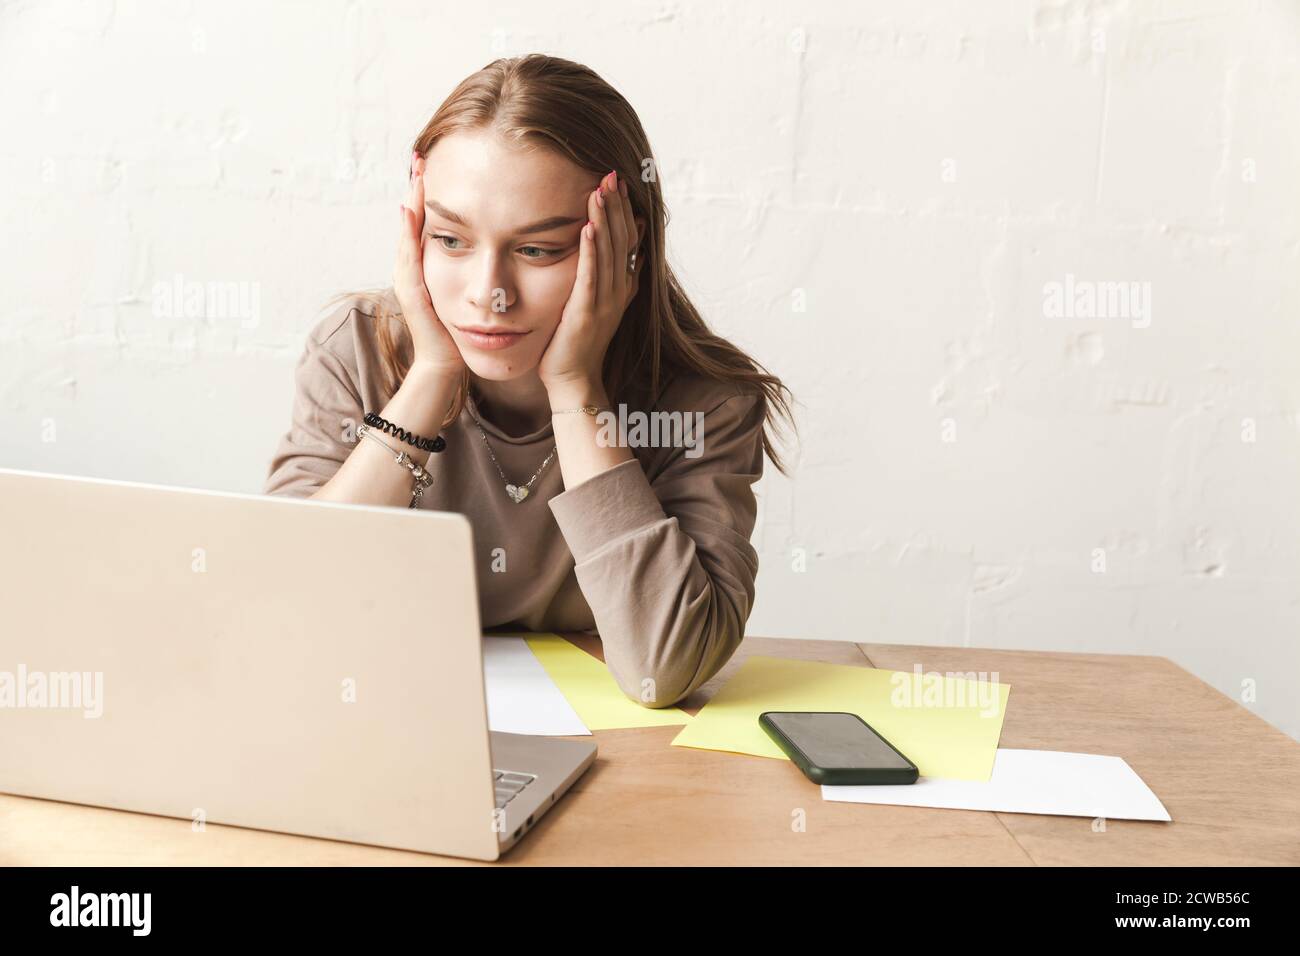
[610,170,618,191]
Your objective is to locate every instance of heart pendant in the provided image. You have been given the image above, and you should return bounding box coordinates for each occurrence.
[505,483,529,503]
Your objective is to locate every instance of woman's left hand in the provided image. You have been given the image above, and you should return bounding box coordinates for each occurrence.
[538,170,642,392]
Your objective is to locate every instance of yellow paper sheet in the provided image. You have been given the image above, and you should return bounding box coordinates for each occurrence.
[513,634,693,730]
[670,656,1010,781]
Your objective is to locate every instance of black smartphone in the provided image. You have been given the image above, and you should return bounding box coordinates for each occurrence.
[759,711,919,785]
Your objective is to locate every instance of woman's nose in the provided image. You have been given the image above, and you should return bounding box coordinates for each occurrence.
[470,258,514,313]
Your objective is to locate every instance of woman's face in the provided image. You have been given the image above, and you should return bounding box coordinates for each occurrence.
[418,131,596,381]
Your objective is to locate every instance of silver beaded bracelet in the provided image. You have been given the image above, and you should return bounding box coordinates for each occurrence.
[356,422,434,508]
[551,405,609,416]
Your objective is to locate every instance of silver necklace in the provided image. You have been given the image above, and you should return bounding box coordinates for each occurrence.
[466,395,556,503]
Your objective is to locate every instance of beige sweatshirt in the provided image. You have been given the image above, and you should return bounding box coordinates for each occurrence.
[263,297,767,708]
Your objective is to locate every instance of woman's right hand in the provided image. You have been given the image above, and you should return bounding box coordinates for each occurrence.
[396,153,466,377]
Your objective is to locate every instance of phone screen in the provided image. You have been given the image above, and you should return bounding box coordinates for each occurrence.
[765,712,912,769]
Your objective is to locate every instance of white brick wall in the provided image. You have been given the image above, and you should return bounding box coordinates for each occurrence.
[2,1,1297,740]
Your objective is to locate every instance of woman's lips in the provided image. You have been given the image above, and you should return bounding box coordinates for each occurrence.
[456,328,530,351]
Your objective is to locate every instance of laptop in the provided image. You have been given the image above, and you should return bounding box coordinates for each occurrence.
[0,466,596,861]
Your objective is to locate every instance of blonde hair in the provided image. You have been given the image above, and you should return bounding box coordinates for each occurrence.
[328,54,797,474]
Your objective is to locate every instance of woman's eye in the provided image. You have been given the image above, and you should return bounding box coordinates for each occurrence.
[519,246,558,259]
[429,233,464,251]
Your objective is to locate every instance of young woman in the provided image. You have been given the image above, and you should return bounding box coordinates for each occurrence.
[264,54,796,709]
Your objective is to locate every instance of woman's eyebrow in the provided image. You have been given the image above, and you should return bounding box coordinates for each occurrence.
[425,198,584,235]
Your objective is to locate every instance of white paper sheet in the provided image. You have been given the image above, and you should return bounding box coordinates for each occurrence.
[482,636,590,736]
[821,748,1171,821]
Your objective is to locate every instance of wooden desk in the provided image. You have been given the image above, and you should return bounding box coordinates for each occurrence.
[1,635,1296,866]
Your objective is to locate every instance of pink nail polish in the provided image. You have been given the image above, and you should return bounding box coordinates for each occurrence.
[610,170,618,191]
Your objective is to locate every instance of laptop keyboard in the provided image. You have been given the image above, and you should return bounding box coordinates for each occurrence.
[493,769,538,810]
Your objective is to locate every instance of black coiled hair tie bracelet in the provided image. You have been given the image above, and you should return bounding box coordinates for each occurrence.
[363,411,446,453]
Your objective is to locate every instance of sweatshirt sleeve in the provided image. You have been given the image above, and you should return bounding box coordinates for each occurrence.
[263,322,365,498]
[547,389,766,708]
